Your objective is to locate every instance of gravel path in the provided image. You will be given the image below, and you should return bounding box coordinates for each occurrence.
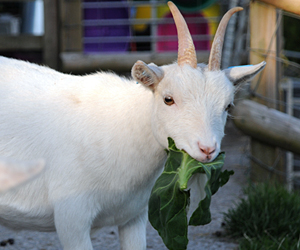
[0,119,248,250]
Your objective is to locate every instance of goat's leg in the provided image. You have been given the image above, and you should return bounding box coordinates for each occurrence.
[118,208,147,250]
[53,197,96,250]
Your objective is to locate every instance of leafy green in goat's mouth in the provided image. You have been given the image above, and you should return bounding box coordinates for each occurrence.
[148,137,233,250]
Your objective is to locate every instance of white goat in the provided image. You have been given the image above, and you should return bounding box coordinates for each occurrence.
[0,2,265,250]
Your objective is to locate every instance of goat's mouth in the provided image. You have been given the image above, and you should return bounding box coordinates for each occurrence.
[177,139,220,163]
[180,148,205,163]
[183,149,219,163]
[181,149,187,154]
[199,156,216,163]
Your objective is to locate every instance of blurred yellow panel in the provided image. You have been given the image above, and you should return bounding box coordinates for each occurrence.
[157,5,169,18]
[202,4,220,44]
[134,5,151,32]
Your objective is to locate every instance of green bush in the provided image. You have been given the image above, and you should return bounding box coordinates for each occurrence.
[239,234,300,250]
[223,183,300,250]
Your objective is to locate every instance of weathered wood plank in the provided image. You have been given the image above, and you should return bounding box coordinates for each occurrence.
[233,99,300,155]
[250,2,277,107]
[0,35,42,50]
[0,0,30,1]
[258,0,300,16]
[60,51,210,73]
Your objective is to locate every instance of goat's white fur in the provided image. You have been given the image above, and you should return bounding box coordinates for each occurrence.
[0,54,265,249]
[0,158,44,192]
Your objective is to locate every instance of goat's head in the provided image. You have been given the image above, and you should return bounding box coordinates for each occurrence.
[132,1,265,162]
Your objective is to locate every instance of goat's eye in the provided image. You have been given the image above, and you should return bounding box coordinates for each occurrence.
[164,96,175,106]
[225,104,232,112]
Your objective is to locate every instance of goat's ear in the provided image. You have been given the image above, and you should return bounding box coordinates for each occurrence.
[132,60,164,89]
[224,61,266,86]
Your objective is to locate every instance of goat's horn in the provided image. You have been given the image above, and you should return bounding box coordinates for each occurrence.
[168,1,197,69]
[208,7,243,71]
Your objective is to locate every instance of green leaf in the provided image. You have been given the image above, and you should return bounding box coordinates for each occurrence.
[149,138,233,250]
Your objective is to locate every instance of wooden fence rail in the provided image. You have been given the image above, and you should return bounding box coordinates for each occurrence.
[232,99,300,155]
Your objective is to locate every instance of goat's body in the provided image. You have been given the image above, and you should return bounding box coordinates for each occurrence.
[0,56,166,248]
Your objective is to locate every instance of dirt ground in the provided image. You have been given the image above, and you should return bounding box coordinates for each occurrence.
[0,119,249,250]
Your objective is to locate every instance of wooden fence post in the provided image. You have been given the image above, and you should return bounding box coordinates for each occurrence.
[59,0,83,53]
[43,0,59,70]
[249,1,284,182]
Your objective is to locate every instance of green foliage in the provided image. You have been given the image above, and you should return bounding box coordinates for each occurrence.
[239,234,300,250]
[149,138,233,250]
[223,183,300,250]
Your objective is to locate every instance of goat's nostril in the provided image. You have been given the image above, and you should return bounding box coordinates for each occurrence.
[199,144,216,156]
[210,148,216,154]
